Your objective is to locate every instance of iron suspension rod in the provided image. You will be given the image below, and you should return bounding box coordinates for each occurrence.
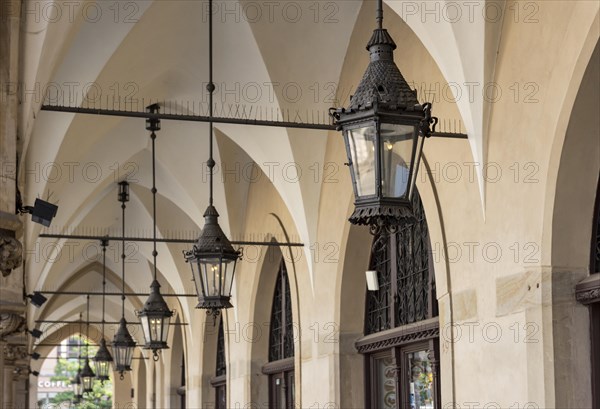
[38,233,305,246]
[35,291,196,297]
[36,320,187,325]
[40,105,336,130]
[39,106,468,139]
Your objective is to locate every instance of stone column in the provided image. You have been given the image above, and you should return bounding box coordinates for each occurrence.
[0,342,4,409]
[0,0,25,379]
[3,360,14,409]
[13,371,28,409]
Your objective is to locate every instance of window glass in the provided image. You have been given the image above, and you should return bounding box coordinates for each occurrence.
[407,350,435,409]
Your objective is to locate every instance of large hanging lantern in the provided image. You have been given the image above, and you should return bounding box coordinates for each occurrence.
[330,0,437,227]
[182,0,241,321]
[137,280,174,356]
[184,206,240,314]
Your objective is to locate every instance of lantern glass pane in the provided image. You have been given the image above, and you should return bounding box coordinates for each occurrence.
[76,381,83,397]
[409,133,426,199]
[200,258,222,297]
[190,261,204,298]
[71,380,79,395]
[140,315,151,344]
[159,315,171,343]
[223,259,236,297]
[114,345,133,369]
[82,376,93,392]
[94,361,110,379]
[380,124,416,199]
[148,316,169,343]
[346,126,377,197]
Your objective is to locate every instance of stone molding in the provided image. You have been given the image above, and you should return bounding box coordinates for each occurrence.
[261,357,294,375]
[355,317,439,354]
[3,344,28,362]
[576,273,600,305]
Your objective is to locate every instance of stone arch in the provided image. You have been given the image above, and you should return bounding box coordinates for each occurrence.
[166,314,186,408]
[200,313,222,408]
[542,28,600,407]
[135,354,147,409]
[335,155,455,407]
[247,231,302,407]
[29,323,118,407]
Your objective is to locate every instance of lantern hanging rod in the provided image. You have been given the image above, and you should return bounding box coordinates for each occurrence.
[38,105,467,139]
[35,319,187,326]
[38,232,304,247]
[33,290,196,297]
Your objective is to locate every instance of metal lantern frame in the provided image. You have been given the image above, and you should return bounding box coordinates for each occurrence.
[137,279,174,356]
[112,317,136,376]
[71,368,83,401]
[330,0,438,229]
[184,205,241,314]
[93,338,113,382]
[80,357,95,393]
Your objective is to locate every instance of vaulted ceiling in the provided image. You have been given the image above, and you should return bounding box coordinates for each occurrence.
[21,0,504,342]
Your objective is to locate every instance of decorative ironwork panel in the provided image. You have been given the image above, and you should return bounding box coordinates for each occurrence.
[269,261,295,362]
[365,234,393,334]
[396,192,435,326]
[216,319,226,376]
[365,191,437,335]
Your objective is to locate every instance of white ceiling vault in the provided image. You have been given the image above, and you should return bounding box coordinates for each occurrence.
[20,0,498,332]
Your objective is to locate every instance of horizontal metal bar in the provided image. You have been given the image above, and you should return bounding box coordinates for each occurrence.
[36,320,187,325]
[38,233,304,247]
[38,356,148,360]
[40,105,334,130]
[39,105,468,139]
[430,131,468,139]
[35,290,196,298]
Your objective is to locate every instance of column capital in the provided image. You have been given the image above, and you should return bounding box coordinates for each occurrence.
[0,228,22,277]
[0,313,25,339]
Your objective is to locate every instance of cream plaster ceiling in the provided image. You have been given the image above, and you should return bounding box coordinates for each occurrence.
[20,0,497,332]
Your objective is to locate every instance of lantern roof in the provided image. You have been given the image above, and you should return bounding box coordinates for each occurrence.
[80,358,95,379]
[348,28,420,113]
[94,338,113,363]
[113,318,136,347]
[72,368,82,385]
[192,205,239,257]
[138,280,173,317]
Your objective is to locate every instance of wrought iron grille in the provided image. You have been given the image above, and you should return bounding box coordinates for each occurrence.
[365,191,437,335]
[365,234,393,333]
[269,261,295,362]
[216,319,226,376]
